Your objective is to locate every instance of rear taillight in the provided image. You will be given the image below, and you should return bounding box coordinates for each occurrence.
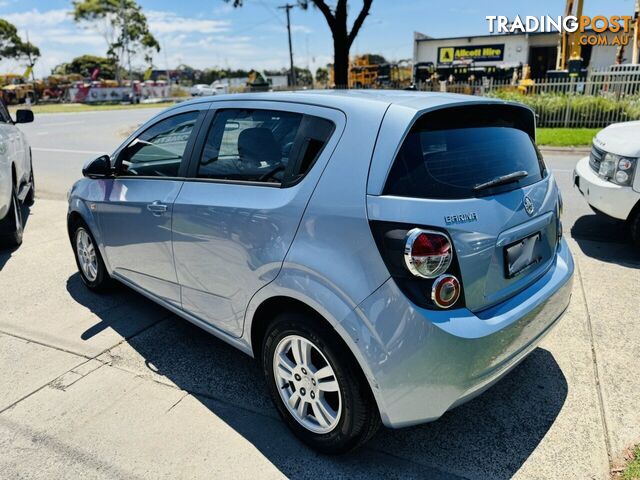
[431,274,461,308]
[370,221,464,310]
[404,229,452,278]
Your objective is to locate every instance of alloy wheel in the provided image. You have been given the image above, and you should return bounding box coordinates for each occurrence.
[273,334,342,434]
[76,228,98,282]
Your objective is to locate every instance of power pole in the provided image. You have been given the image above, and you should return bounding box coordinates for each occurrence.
[279,3,296,88]
[121,0,135,101]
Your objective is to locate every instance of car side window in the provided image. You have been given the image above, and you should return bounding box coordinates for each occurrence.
[117,111,200,177]
[197,108,334,185]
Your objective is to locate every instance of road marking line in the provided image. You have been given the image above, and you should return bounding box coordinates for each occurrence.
[32,147,105,155]
[35,121,84,127]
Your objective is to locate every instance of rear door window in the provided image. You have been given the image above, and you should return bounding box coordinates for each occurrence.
[384,105,546,199]
[196,108,334,185]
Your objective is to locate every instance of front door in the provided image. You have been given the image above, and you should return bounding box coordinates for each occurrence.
[96,107,206,305]
[172,103,342,336]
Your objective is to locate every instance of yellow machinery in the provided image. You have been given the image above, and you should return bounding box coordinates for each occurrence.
[348,55,379,88]
[328,55,379,88]
[517,65,536,94]
[378,60,413,88]
[0,77,39,105]
[518,0,585,90]
[0,74,22,87]
[329,55,412,89]
[556,0,585,75]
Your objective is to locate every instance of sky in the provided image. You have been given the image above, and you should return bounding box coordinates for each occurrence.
[0,0,635,78]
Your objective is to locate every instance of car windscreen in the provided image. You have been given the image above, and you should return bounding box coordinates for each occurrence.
[383,105,546,199]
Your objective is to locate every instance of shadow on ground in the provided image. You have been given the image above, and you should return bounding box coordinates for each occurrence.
[0,203,32,271]
[571,214,640,267]
[67,273,568,480]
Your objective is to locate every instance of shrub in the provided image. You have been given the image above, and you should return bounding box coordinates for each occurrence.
[487,90,640,127]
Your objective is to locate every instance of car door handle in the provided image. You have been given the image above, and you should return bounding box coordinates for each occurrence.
[147,201,168,215]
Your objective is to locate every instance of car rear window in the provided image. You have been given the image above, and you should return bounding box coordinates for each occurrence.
[384,105,546,199]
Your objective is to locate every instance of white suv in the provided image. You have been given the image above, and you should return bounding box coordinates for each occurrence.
[0,100,35,247]
[574,121,640,245]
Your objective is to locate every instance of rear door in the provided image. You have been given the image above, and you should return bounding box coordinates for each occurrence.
[95,105,207,305]
[172,101,344,337]
[367,103,560,312]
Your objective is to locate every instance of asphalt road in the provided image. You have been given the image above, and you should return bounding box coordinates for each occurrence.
[1,110,639,479]
[19,108,164,199]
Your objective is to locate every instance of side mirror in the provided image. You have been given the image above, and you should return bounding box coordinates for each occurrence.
[82,155,113,179]
[15,109,34,124]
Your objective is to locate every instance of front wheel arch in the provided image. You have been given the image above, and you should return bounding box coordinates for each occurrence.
[67,211,85,242]
[628,198,640,246]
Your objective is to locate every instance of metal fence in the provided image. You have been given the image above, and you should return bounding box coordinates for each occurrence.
[194,67,640,128]
[414,69,640,128]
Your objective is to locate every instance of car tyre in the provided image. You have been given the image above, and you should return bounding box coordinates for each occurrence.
[24,161,35,206]
[630,208,640,247]
[71,222,111,291]
[0,185,24,247]
[262,312,380,453]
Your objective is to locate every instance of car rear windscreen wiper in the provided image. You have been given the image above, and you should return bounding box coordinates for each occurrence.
[473,170,529,191]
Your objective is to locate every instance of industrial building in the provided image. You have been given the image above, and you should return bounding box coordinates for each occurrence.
[412,30,627,81]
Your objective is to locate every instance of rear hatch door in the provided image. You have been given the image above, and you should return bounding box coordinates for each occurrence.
[367,102,560,312]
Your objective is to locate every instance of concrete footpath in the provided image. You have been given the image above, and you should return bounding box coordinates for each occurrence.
[0,197,638,479]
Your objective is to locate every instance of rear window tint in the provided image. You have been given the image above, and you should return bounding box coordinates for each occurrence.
[384,106,546,199]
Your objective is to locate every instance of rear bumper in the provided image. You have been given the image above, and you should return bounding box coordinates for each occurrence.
[573,156,639,221]
[343,238,574,428]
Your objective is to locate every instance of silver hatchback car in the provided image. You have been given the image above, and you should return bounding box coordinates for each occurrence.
[67,91,574,453]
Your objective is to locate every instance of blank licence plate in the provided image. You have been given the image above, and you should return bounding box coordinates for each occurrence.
[504,232,542,278]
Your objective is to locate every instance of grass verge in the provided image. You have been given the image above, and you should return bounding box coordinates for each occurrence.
[8,101,176,115]
[621,446,640,480]
[536,128,599,147]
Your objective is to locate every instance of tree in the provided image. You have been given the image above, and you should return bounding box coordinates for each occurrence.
[315,67,329,85]
[0,19,40,63]
[52,55,118,79]
[294,67,313,86]
[226,0,373,88]
[72,0,160,84]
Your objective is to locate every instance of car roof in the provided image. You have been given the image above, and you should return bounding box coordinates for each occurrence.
[170,89,503,114]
